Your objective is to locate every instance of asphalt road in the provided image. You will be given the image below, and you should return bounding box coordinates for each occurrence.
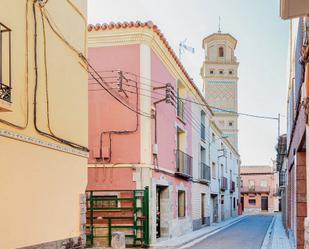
[190,215,273,249]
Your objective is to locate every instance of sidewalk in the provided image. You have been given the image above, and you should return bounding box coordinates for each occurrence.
[150,215,248,249]
[261,213,292,249]
[269,213,292,249]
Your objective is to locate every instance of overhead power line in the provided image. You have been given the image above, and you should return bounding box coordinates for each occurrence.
[89,73,281,121]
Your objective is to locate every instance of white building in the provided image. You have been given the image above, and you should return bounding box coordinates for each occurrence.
[190,30,241,229]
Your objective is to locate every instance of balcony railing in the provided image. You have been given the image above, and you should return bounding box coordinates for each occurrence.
[279,172,286,187]
[177,99,185,120]
[199,162,210,182]
[240,186,270,193]
[221,177,228,191]
[201,123,206,140]
[230,180,235,193]
[176,149,192,178]
[0,82,11,102]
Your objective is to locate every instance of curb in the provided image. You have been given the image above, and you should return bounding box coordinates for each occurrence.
[178,215,248,249]
[260,215,276,249]
[150,215,248,249]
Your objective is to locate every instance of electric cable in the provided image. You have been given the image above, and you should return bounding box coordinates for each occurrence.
[0,0,30,129]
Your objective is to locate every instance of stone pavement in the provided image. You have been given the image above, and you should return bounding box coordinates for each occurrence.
[150,215,248,249]
[269,213,292,249]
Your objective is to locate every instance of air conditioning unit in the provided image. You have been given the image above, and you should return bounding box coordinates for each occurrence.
[280,0,309,20]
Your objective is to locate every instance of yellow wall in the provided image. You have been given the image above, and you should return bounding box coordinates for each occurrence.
[0,1,88,248]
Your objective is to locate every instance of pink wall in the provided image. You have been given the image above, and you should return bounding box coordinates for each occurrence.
[87,168,135,190]
[87,44,193,220]
[150,50,193,171]
[88,45,141,165]
[151,50,193,218]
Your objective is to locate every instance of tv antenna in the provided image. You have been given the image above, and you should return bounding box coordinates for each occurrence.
[179,38,195,61]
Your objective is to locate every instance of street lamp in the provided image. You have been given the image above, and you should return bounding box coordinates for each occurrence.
[208,135,228,167]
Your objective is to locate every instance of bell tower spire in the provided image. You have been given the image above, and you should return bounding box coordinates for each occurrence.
[201,32,239,149]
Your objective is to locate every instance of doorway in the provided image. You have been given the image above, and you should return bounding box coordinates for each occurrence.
[241,196,244,211]
[201,193,206,225]
[221,195,225,221]
[261,196,268,211]
[211,195,218,223]
[156,186,169,238]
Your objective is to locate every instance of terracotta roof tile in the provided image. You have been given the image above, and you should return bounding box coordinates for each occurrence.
[88,21,205,109]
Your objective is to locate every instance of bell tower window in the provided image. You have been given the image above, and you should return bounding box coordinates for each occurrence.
[218,46,224,57]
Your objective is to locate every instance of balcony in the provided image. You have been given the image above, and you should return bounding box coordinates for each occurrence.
[0,22,12,112]
[221,177,228,191]
[176,149,192,179]
[279,172,286,187]
[0,82,11,111]
[201,123,206,140]
[230,180,235,193]
[199,162,210,182]
[240,186,270,194]
[0,82,11,102]
[177,99,185,121]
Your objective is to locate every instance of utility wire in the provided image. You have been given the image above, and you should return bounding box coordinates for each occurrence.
[89,75,281,121]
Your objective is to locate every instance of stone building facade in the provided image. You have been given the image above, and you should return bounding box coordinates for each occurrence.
[87,21,241,246]
[240,165,278,213]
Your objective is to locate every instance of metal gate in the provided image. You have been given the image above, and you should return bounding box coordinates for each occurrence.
[86,187,149,248]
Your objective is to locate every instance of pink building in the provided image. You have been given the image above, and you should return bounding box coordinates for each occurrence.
[86,21,208,245]
[240,165,278,213]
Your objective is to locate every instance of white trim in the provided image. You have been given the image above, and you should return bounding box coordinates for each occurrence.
[140,43,152,164]
[0,128,88,157]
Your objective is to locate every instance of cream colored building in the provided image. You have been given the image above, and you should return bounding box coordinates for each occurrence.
[0,1,88,248]
[201,32,239,149]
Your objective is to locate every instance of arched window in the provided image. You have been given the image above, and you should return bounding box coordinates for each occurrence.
[218,46,224,57]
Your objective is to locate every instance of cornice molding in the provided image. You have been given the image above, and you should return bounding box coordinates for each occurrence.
[0,128,88,158]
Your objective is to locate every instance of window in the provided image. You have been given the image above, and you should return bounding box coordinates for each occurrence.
[219,70,224,75]
[176,81,185,120]
[93,195,118,209]
[249,180,255,191]
[228,121,233,127]
[248,199,256,206]
[260,180,268,188]
[218,46,224,57]
[219,120,224,127]
[212,162,216,178]
[178,191,186,217]
[201,111,206,140]
[0,23,12,102]
[210,70,214,74]
[229,70,233,75]
[212,132,215,142]
[240,180,243,188]
[233,197,236,209]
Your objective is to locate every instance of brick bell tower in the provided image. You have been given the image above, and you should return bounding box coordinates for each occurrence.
[201,30,239,149]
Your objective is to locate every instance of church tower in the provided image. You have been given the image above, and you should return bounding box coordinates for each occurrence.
[201,31,239,149]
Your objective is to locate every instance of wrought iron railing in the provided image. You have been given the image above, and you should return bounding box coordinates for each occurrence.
[0,82,11,102]
[177,99,185,120]
[240,186,270,193]
[279,172,286,187]
[221,177,228,191]
[176,149,192,177]
[201,123,206,140]
[230,180,235,193]
[200,162,210,181]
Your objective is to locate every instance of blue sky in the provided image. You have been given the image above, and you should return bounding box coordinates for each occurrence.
[88,0,289,165]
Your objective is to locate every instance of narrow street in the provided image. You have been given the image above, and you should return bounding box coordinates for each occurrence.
[190,215,273,249]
